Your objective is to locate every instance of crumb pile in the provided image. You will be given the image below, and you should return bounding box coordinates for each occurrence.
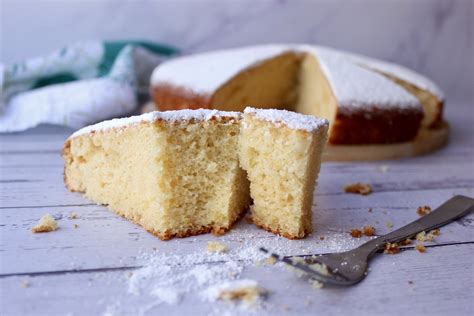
[204,279,266,304]
[207,241,229,253]
[31,214,58,233]
[344,183,372,195]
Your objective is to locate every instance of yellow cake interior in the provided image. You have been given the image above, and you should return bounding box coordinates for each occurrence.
[211,52,302,112]
[63,118,250,239]
[295,53,338,132]
[238,112,328,239]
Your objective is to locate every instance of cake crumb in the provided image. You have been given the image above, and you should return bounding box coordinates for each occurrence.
[416,231,436,242]
[69,212,80,219]
[263,256,277,265]
[416,231,425,241]
[408,280,414,285]
[386,221,394,228]
[415,243,426,253]
[309,262,330,276]
[430,229,441,236]
[207,241,228,253]
[368,208,373,213]
[363,225,376,236]
[344,183,372,195]
[417,205,431,217]
[384,243,400,254]
[31,214,58,233]
[206,280,266,304]
[319,236,325,240]
[73,224,79,229]
[400,239,412,246]
[20,280,29,288]
[350,229,363,238]
[309,278,323,289]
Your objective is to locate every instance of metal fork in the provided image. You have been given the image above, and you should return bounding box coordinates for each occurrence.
[260,195,474,286]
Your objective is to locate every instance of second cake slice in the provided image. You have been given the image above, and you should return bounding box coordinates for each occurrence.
[239,107,329,239]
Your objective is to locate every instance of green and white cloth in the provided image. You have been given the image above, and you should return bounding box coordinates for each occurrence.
[0,41,177,132]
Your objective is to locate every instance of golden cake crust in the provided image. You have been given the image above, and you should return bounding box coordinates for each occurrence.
[151,84,211,111]
[329,107,423,144]
[251,216,311,240]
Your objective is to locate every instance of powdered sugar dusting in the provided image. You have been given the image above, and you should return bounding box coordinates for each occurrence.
[309,46,420,112]
[244,107,329,132]
[70,109,241,138]
[329,47,445,100]
[151,45,295,94]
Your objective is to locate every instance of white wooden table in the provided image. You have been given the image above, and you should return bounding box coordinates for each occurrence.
[1,101,473,316]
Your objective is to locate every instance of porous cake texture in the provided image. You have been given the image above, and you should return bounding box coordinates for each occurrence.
[239,108,329,239]
[63,110,250,240]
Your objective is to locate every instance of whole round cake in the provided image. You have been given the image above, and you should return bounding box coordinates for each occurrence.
[150,44,448,160]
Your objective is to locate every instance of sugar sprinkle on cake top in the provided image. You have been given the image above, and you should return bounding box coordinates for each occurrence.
[244,107,329,132]
[71,109,241,138]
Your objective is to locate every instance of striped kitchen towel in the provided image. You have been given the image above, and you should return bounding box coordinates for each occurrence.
[0,40,177,132]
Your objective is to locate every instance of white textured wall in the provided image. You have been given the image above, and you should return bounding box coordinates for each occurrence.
[1,0,472,102]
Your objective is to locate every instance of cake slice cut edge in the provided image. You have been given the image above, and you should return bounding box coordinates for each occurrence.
[63,109,250,240]
[239,107,329,239]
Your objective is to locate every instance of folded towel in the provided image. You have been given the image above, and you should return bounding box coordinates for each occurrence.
[0,40,177,132]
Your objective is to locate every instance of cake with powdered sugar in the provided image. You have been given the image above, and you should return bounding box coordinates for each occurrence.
[63,107,328,239]
[239,107,328,238]
[64,109,249,240]
[150,44,447,160]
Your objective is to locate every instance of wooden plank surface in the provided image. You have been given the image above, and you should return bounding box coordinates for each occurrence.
[1,101,473,315]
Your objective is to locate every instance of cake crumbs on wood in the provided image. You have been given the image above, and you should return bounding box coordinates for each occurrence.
[31,214,58,233]
[344,183,372,195]
[416,205,431,217]
[263,256,277,265]
[416,231,436,242]
[363,225,376,236]
[319,236,325,240]
[399,238,412,246]
[384,242,400,254]
[386,221,394,228]
[209,280,266,304]
[69,212,80,219]
[207,241,229,253]
[415,243,426,253]
[430,228,441,236]
[350,229,363,238]
[256,256,277,266]
[308,278,324,289]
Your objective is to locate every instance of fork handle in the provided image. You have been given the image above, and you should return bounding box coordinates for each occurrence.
[358,195,474,256]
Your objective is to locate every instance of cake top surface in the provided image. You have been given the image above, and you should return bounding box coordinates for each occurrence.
[70,109,241,138]
[244,107,329,132]
[329,47,445,100]
[306,46,420,112]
